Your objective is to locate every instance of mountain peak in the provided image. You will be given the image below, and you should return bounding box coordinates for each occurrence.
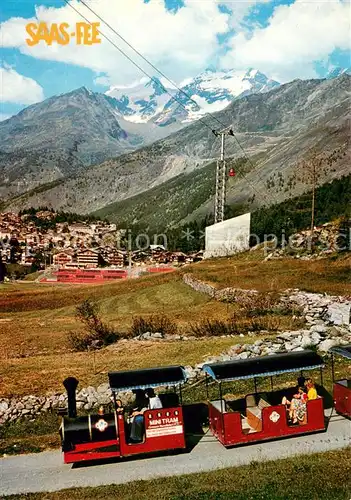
[145,76,167,96]
[245,68,259,78]
[326,67,351,79]
[76,86,93,95]
[106,68,281,126]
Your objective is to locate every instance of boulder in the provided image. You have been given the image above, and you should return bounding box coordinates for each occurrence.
[327,303,351,326]
[301,336,315,348]
[151,332,163,339]
[0,401,9,413]
[237,352,249,360]
[318,339,340,352]
[310,324,328,334]
[97,383,110,394]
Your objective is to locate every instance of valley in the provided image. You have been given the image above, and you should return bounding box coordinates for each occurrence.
[2,74,349,225]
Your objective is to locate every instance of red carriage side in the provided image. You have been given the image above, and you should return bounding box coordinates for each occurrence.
[330,344,351,418]
[202,350,326,447]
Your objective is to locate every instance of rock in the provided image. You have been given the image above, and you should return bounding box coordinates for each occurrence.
[271,344,284,352]
[319,339,340,352]
[327,303,351,326]
[237,352,249,360]
[220,355,232,362]
[97,383,110,394]
[301,336,313,348]
[97,395,111,405]
[311,332,321,342]
[151,332,163,339]
[0,401,9,412]
[310,324,327,334]
[171,335,182,341]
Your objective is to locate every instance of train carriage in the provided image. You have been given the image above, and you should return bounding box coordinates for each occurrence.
[202,350,326,447]
[330,344,351,418]
[60,365,187,464]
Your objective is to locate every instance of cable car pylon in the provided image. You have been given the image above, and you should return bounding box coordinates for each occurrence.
[212,127,234,224]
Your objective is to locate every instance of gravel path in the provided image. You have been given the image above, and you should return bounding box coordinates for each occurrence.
[1,412,350,497]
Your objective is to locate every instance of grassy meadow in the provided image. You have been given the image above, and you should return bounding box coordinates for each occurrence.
[184,250,351,295]
[1,251,350,397]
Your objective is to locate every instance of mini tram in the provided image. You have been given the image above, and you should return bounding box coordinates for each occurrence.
[60,366,187,463]
[330,344,351,418]
[58,349,350,464]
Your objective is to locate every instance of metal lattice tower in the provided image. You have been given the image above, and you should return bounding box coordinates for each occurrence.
[213,127,234,224]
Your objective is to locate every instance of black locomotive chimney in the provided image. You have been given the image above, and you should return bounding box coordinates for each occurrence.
[63,377,79,418]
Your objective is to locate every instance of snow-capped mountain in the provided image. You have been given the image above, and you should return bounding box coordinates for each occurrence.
[326,66,351,79]
[154,68,280,126]
[105,69,280,127]
[106,77,177,124]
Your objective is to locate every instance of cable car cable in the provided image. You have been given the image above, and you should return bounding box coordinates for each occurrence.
[62,0,218,134]
[66,0,231,132]
[62,0,274,206]
[74,0,279,205]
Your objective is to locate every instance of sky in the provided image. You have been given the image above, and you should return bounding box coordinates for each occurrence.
[0,0,350,120]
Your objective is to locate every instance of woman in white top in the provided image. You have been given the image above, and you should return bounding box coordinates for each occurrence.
[145,387,163,409]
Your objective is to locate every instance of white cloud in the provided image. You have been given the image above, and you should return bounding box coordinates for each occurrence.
[1,0,348,90]
[0,66,44,104]
[0,0,231,85]
[221,0,351,82]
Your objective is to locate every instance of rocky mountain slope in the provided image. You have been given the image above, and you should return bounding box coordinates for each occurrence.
[0,87,147,201]
[5,74,349,223]
[0,69,280,203]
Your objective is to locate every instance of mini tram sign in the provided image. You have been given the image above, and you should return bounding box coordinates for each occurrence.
[146,413,183,438]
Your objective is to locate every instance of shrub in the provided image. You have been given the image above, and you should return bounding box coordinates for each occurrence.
[189,312,298,338]
[67,299,120,351]
[190,319,233,337]
[130,315,178,337]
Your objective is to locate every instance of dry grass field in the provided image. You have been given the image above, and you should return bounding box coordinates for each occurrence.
[0,251,350,398]
[185,250,351,295]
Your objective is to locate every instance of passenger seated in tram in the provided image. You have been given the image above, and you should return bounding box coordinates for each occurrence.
[129,389,148,443]
[306,378,318,400]
[145,388,163,409]
[115,399,124,413]
[128,388,164,442]
[289,387,308,424]
[281,376,306,408]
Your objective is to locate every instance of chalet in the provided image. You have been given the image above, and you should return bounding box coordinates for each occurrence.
[99,248,125,267]
[53,250,75,268]
[76,248,99,268]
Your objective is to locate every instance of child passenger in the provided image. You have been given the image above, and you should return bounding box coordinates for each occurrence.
[289,387,308,424]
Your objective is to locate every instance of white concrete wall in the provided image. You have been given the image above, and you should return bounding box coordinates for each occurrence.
[204,212,251,258]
